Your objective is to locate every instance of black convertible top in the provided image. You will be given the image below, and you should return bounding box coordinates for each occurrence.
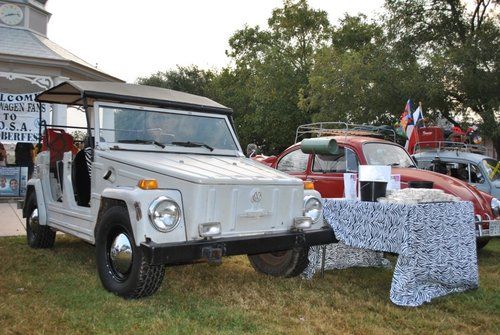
[35,81,232,115]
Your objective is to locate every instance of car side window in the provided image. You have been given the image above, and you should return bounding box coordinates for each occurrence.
[470,164,485,184]
[431,160,449,174]
[448,162,469,181]
[277,149,309,173]
[312,147,359,173]
[417,160,434,171]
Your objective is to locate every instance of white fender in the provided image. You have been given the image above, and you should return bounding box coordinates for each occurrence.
[26,178,48,226]
[100,187,185,246]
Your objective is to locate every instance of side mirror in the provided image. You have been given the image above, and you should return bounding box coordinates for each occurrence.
[246,143,258,157]
[300,138,338,155]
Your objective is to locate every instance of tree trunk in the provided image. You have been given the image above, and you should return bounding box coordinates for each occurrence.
[494,134,500,159]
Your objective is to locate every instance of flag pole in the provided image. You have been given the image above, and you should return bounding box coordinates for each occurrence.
[419,101,425,127]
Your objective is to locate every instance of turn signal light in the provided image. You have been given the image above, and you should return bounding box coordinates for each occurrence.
[304,180,315,190]
[138,179,158,190]
[199,222,221,237]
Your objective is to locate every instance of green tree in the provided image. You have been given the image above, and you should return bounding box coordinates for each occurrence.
[137,65,215,97]
[70,130,86,142]
[136,0,499,157]
[206,67,256,146]
[384,0,500,155]
[305,14,432,126]
[226,0,330,153]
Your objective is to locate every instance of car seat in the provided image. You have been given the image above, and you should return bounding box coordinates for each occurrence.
[42,128,78,170]
[72,148,91,207]
[433,162,448,174]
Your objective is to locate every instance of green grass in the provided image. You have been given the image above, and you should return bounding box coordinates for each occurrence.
[0,236,498,335]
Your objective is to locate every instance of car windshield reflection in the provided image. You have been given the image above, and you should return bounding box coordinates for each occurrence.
[363,143,415,168]
[98,106,238,152]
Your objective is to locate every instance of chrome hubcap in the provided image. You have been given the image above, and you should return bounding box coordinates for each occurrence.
[29,208,39,230]
[109,233,133,275]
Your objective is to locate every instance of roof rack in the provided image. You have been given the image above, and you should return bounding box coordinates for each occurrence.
[295,122,396,143]
[413,141,489,155]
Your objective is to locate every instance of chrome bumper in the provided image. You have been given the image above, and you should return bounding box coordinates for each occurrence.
[476,216,500,237]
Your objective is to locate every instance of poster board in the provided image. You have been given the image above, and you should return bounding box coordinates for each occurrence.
[358,165,391,182]
[0,166,28,197]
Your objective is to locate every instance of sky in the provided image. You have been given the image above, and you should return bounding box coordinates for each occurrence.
[45,0,385,83]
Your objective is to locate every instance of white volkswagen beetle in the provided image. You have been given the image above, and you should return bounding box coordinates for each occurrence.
[23,81,334,298]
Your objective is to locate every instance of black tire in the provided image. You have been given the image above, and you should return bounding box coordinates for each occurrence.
[95,206,165,299]
[476,238,490,250]
[26,192,55,248]
[248,247,309,278]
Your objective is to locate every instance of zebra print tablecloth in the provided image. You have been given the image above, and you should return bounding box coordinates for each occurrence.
[307,199,479,307]
[302,242,391,280]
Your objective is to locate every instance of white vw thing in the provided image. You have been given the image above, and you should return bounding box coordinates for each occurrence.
[24,81,334,298]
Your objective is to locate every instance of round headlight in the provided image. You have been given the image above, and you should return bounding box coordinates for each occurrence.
[304,196,322,223]
[492,197,500,217]
[148,196,181,232]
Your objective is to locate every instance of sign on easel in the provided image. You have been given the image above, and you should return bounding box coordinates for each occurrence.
[388,174,401,190]
[343,173,357,199]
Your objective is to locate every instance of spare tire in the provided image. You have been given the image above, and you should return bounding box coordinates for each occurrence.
[248,247,309,278]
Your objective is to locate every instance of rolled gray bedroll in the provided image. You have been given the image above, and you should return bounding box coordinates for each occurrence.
[300,138,338,155]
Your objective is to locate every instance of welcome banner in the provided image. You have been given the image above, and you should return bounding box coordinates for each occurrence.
[0,92,50,143]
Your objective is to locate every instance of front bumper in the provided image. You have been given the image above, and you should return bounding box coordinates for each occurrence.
[141,227,336,266]
[476,219,500,237]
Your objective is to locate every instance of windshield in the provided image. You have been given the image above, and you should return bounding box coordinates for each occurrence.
[363,142,415,168]
[98,106,239,151]
[482,158,500,181]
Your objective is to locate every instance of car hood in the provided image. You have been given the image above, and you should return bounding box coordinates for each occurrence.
[98,150,303,186]
[393,167,492,215]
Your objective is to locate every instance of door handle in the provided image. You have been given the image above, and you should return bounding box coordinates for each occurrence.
[103,170,112,180]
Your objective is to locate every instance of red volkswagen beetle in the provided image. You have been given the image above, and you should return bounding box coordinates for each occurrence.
[254,126,498,249]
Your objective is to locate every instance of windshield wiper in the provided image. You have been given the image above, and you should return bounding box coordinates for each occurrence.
[171,141,214,151]
[388,163,417,168]
[117,139,165,148]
